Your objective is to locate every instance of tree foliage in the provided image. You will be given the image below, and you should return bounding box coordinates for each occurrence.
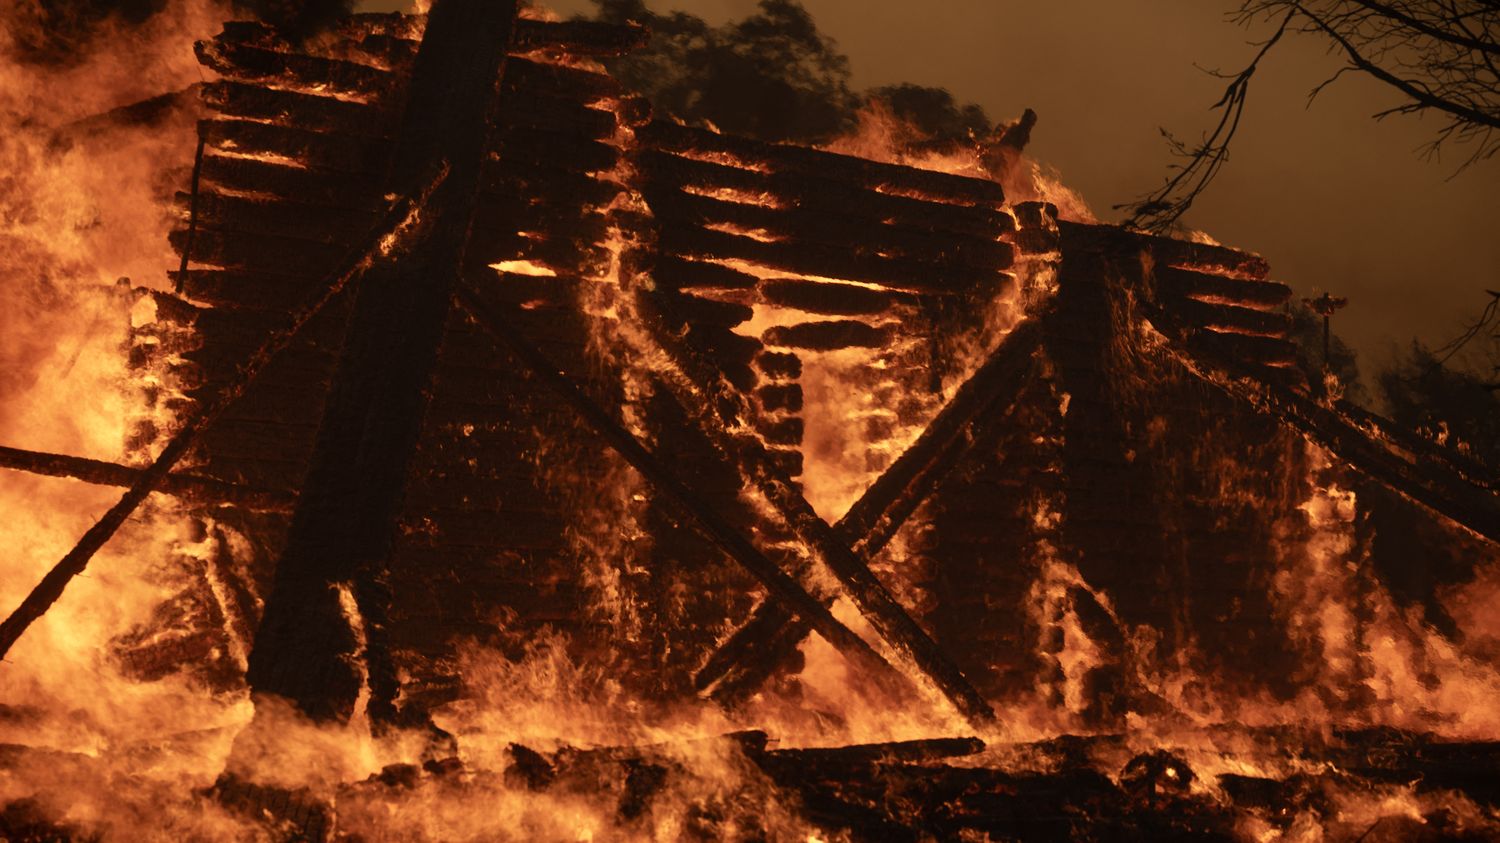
[1379,340,1500,465]
[584,0,992,147]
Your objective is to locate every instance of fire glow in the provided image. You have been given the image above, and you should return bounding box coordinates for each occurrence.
[1,1,1498,841]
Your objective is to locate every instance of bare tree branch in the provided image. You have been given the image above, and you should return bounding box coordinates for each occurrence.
[1115,12,1293,233]
[1122,0,1499,231]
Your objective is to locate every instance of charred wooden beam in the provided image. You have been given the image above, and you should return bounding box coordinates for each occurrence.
[1061,222,1271,279]
[639,121,1006,210]
[454,282,916,701]
[0,443,292,508]
[200,118,391,176]
[638,149,1014,241]
[197,153,386,212]
[196,37,396,102]
[330,16,650,60]
[1151,310,1500,546]
[1155,266,1293,311]
[759,736,985,766]
[762,320,892,351]
[760,278,904,317]
[199,80,393,137]
[1172,297,1291,338]
[503,56,622,101]
[646,189,1015,274]
[696,316,1048,702]
[1182,329,1299,369]
[244,0,519,725]
[659,224,1010,296]
[626,285,1001,728]
[1335,400,1496,492]
[174,189,379,247]
[651,255,761,291]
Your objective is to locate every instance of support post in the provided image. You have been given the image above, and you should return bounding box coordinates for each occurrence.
[243,0,518,724]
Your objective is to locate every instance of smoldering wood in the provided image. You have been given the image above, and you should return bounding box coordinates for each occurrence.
[646,189,1016,273]
[0,443,292,508]
[174,190,379,247]
[756,384,803,413]
[651,255,761,291]
[196,38,396,103]
[762,320,893,351]
[658,224,1011,296]
[660,291,755,328]
[639,121,1007,210]
[1173,297,1292,338]
[511,19,650,56]
[502,56,622,100]
[637,149,1016,241]
[755,350,802,380]
[170,226,347,277]
[1155,265,1293,310]
[760,278,905,317]
[199,81,395,137]
[197,153,386,212]
[1182,329,1300,369]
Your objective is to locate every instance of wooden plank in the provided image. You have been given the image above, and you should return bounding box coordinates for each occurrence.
[639,149,1014,241]
[659,224,1010,296]
[646,188,1015,273]
[640,120,1005,209]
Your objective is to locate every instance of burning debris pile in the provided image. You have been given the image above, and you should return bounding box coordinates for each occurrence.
[2,0,1499,840]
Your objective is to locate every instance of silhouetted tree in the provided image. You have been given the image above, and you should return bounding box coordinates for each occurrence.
[1121,0,1499,233]
[584,0,993,147]
[1379,339,1500,465]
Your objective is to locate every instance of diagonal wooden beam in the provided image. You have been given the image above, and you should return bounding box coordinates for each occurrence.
[694,312,1049,703]
[624,287,1002,729]
[1154,313,1500,547]
[452,283,918,704]
[0,182,436,662]
[0,442,293,508]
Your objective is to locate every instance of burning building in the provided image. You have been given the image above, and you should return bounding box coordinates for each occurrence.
[1,1,1498,840]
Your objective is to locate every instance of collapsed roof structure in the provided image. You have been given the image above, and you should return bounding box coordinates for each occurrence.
[1,1,1498,839]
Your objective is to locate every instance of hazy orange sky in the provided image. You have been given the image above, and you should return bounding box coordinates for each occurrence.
[366,0,1499,377]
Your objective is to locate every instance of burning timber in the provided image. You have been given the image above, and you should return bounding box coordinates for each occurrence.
[2,1,1499,840]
